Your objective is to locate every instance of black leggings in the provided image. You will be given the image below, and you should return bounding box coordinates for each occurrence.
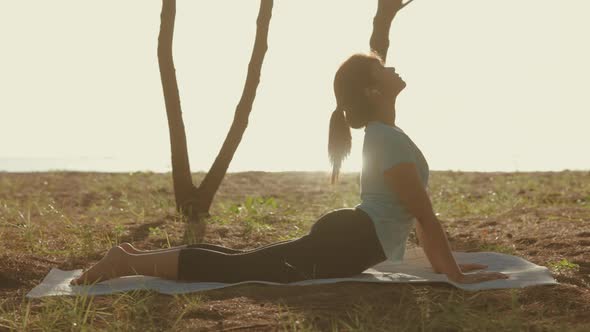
[177,208,387,283]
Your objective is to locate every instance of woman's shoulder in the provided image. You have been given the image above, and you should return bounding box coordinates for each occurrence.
[366,121,404,133]
[366,122,409,142]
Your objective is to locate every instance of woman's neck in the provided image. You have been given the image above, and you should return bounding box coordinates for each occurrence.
[371,99,396,127]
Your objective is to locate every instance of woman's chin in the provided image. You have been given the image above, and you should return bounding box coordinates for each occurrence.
[393,83,406,96]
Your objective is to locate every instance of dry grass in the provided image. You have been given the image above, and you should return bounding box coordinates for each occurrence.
[1,171,590,331]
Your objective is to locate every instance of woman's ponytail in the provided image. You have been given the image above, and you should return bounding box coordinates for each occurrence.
[328,106,352,184]
[329,52,382,184]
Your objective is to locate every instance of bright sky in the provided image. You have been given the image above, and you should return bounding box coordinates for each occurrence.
[1,0,588,172]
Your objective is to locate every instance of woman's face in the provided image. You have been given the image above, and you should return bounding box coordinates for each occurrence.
[369,62,406,99]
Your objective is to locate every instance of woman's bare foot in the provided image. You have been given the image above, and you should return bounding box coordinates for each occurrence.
[71,246,130,285]
[119,242,142,254]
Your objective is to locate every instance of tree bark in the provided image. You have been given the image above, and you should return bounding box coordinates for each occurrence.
[197,0,274,212]
[157,0,198,215]
[157,0,274,219]
[370,0,413,62]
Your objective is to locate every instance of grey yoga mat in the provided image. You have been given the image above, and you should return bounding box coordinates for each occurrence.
[26,247,558,298]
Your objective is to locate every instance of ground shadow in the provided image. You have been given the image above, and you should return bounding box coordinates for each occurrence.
[0,272,22,289]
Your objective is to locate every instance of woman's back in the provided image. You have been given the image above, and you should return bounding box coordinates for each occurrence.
[356,121,429,263]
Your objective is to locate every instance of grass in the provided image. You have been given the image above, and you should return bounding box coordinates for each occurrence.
[548,259,580,272]
[1,170,590,331]
[478,243,516,255]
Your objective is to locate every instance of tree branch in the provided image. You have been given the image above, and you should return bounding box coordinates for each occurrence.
[197,0,274,212]
[369,0,415,62]
[157,0,196,211]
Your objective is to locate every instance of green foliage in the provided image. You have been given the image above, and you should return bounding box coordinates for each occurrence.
[105,222,127,247]
[548,258,580,272]
[148,226,163,237]
[479,243,516,255]
[276,223,306,241]
[148,226,171,248]
[230,196,278,217]
[0,293,109,331]
[229,196,281,234]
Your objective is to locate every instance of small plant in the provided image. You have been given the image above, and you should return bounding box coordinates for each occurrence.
[148,226,163,237]
[277,303,315,332]
[229,196,278,216]
[479,243,515,255]
[148,226,171,248]
[172,294,202,328]
[277,223,306,241]
[105,222,127,247]
[242,218,273,235]
[129,206,146,224]
[113,223,126,244]
[548,259,580,272]
[79,224,97,257]
[205,215,228,225]
[17,202,39,254]
[228,196,281,234]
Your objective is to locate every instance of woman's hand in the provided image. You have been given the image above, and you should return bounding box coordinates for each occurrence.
[449,271,509,284]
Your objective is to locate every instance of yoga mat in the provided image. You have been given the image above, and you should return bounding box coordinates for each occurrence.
[26,247,558,298]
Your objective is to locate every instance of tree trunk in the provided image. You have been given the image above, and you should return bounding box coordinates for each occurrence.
[157,0,274,219]
[157,0,198,215]
[370,0,414,61]
[197,0,274,212]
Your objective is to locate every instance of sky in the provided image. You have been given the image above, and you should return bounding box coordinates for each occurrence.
[0,0,588,173]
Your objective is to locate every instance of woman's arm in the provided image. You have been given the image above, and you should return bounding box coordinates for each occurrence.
[384,163,508,283]
[414,219,439,271]
[415,213,488,273]
[384,163,462,280]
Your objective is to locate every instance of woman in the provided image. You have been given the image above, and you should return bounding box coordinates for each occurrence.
[73,53,508,285]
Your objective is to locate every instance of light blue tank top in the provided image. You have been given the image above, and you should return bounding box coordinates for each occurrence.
[356,121,429,263]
